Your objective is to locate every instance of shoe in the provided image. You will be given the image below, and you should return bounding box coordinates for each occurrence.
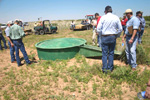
[26,62,33,66]
[12,61,17,63]
[18,64,23,67]
[132,68,136,71]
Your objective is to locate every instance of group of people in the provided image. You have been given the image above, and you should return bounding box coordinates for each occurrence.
[0,19,32,67]
[91,6,146,72]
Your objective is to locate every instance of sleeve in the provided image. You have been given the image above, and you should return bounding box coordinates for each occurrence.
[97,17,103,33]
[133,18,140,29]
[9,28,12,37]
[5,28,9,37]
[116,18,123,37]
[18,26,25,37]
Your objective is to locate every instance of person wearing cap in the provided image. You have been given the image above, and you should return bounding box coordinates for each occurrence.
[122,9,140,70]
[0,26,7,50]
[136,11,145,44]
[97,6,122,73]
[95,13,102,47]
[5,21,16,63]
[9,19,31,66]
[121,14,128,34]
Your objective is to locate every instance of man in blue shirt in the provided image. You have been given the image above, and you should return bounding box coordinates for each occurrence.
[0,26,7,50]
[5,21,16,63]
[122,9,140,70]
[136,11,145,44]
[97,6,122,73]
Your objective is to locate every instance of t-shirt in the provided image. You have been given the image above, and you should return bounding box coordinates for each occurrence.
[96,16,101,28]
[121,18,128,26]
[5,27,10,37]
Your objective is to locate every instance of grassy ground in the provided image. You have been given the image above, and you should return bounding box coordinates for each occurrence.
[0,20,150,100]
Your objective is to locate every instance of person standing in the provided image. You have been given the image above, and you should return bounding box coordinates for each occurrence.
[122,9,140,70]
[121,14,128,34]
[71,21,75,29]
[97,6,122,73]
[0,26,7,50]
[136,11,146,44]
[9,20,31,67]
[5,21,16,63]
[91,18,97,45]
[95,13,101,47]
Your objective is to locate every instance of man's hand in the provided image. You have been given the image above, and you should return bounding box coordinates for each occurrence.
[122,37,125,43]
[129,39,133,44]
[25,32,28,35]
[11,43,14,47]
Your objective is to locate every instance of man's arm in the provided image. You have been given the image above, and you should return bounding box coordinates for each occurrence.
[116,18,123,37]
[129,17,140,44]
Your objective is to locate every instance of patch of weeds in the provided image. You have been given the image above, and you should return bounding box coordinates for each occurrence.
[92,83,99,94]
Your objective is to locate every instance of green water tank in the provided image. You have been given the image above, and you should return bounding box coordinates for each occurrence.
[35,38,86,60]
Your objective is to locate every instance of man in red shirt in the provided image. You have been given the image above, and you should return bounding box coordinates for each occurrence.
[121,14,128,34]
[95,13,101,47]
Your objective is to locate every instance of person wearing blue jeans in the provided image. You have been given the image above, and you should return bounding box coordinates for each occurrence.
[125,35,138,68]
[101,35,116,71]
[0,27,7,50]
[5,21,16,63]
[136,11,145,44]
[122,9,140,70]
[9,20,31,66]
[97,6,122,73]
[13,39,31,66]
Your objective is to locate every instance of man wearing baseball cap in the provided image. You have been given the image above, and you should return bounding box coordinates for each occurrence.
[122,9,140,70]
[9,19,31,67]
[136,11,145,44]
[97,6,122,73]
[5,21,16,63]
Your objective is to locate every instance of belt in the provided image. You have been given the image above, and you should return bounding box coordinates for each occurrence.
[102,34,116,37]
[12,39,22,41]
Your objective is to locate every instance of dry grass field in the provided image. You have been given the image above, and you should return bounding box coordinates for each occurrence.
[0,20,150,100]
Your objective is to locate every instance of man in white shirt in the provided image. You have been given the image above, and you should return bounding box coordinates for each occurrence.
[97,6,122,73]
[5,21,16,63]
[71,21,75,29]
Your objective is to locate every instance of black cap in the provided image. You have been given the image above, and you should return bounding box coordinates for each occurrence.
[105,6,112,12]
[136,11,143,15]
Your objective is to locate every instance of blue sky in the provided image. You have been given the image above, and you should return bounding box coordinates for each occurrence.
[0,0,150,23]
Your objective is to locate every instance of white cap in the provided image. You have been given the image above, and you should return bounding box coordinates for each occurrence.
[125,9,133,13]
[7,21,13,25]
[15,19,20,22]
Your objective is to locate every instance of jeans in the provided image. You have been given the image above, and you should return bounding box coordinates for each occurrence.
[97,34,102,48]
[138,30,144,44]
[0,34,7,50]
[122,25,126,35]
[13,39,30,66]
[8,41,15,62]
[101,35,116,72]
[71,25,75,29]
[125,35,138,68]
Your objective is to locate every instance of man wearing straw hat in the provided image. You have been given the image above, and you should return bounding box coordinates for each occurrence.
[122,9,140,70]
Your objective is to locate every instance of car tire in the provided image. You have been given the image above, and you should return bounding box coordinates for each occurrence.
[51,30,56,34]
[40,30,45,35]
[35,31,39,35]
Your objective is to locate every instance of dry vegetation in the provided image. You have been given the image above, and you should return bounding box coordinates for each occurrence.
[0,20,150,100]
